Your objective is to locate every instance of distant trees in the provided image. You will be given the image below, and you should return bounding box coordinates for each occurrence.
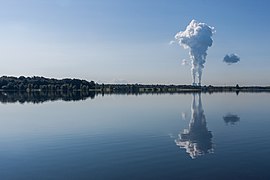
[2,76,262,95]
[0,76,96,92]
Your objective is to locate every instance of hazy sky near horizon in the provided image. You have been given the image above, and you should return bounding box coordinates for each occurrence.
[1,0,270,85]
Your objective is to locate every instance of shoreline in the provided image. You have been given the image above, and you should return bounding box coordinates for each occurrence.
[1,76,270,94]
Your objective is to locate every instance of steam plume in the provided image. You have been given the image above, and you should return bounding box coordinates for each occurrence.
[181,59,189,66]
[175,20,215,86]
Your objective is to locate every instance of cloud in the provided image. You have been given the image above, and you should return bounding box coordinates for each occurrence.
[223,54,240,65]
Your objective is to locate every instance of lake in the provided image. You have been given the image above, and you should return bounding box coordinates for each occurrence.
[0,92,270,179]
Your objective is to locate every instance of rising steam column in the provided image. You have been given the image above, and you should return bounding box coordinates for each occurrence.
[174,20,215,86]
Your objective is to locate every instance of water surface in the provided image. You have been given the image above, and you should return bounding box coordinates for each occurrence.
[0,93,269,179]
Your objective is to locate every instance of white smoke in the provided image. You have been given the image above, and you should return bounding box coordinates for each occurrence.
[175,20,215,86]
[169,40,175,45]
[181,59,189,66]
[223,53,240,65]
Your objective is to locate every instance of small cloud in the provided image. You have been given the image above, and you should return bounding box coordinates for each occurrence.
[181,59,189,66]
[169,40,175,45]
[223,53,240,65]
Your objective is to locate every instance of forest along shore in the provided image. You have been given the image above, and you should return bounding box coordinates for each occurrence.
[1,76,270,94]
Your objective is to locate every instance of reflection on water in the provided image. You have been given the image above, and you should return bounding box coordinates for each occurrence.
[223,113,240,125]
[0,92,270,179]
[175,93,213,159]
[0,91,95,104]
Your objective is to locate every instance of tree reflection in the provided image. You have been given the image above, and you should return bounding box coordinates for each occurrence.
[175,93,213,159]
[0,90,96,104]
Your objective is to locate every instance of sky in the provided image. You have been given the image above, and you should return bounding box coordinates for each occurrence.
[0,0,270,85]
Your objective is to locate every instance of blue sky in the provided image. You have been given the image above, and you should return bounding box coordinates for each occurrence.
[0,0,270,85]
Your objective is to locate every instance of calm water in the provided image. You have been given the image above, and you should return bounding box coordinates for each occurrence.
[0,93,270,179]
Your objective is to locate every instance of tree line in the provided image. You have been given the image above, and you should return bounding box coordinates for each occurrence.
[1,76,269,94]
[0,76,96,92]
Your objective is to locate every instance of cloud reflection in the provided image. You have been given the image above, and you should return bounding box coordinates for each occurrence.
[175,94,213,159]
[223,114,240,125]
